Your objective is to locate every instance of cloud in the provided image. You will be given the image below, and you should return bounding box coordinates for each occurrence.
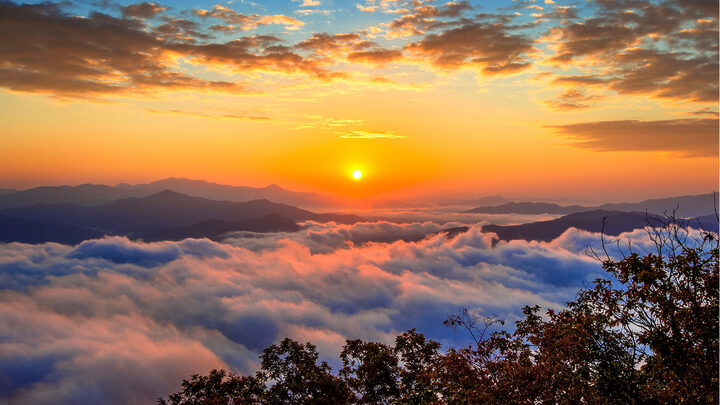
[552,75,609,86]
[296,9,332,16]
[405,22,535,75]
[687,108,719,118]
[0,219,669,403]
[295,32,402,66]
[357,4,379,13]
[223,220,460,253]
[347,49,403,65]
[387,1,474,36]
[193,5,305,31]
[145,108,271,121]
[608,49,718,103]
[0,2,246,98]
[545,0,718,104]
[1,0,715,106]
[0,2,340,99]
[168,36,344,80]
[295,32,365,54]
[121,2,166,19]
[340,130,407,139]
[546,118,719,156]
[544,89,605,110]
[0,304,228,404]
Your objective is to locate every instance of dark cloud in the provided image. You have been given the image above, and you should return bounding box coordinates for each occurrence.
[547,118,719,156]
[545,89,604,110]
[388,1,474,35]
[295,32,402,66]
[153,18,210,42]
[121,2,165,19]
[0,2,349,98]
[546,0,718,104]
[169,36,344,80]
[687,108,719,117]
[552,75,610,85]
[609,49,718,103]
[67,238,184,266]
[295,33,364,53]
[1,0,715,105]
[347,49,403,65]
[669,0,718,19]
[405,22,535,74]
[539,5,579,22]
[0,2,244,97]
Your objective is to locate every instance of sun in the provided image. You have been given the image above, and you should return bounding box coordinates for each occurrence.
[352,170,362,180]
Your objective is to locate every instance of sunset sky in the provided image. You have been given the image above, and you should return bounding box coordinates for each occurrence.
[1,0,717,202]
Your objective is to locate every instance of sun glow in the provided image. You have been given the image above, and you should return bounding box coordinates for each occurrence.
[352,170,362,180]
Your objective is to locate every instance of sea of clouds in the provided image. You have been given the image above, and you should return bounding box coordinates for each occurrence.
[0,218,663,404]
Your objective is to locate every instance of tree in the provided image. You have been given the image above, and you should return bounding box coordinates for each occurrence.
[158,369,264,405]
[585,218,719,403]
[340,339,400,403]
[260,338,353,404]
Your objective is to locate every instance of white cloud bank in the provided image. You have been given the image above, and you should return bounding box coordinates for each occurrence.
[0,221,661,404]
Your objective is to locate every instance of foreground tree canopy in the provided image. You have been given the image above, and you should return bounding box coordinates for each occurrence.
[161,221,719,404]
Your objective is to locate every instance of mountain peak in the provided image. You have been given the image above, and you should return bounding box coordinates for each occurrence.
[263,183,284,191]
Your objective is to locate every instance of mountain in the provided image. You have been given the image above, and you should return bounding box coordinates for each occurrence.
[0,190,362,234]
[429,226,470,239]
[483,210,719,242]
[124,178,338,209]
[0,215,103,244]
[0,188,16,196]
[596,193,718,218]
[0,184,142,209]
[135,213,300,242]
[465,193,718,217]
[0,178,339,210]
[465,202,586,215]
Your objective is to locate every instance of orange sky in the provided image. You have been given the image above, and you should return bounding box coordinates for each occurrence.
[0,0,717,203]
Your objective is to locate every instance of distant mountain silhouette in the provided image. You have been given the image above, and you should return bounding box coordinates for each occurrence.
[0,188,16,196]
[123,178,338,208]
[0,190,362,234]
[0,184,141,208]
[483,210,719,242]
[135,213,300,242]
[0,178,339,209]
[465,202,586,215]
[466,193,718,217]
[692,214,720,233]
[595,194,718,218]
[0,215,103,244]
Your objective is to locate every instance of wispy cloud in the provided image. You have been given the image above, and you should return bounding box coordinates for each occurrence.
[340,130,407,139]
[546,118,719,157]
[145,108,271,121]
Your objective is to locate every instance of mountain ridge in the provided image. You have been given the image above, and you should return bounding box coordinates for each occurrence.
[483,210,719,242]
[465,193,717,218]
[0,190,362,236]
